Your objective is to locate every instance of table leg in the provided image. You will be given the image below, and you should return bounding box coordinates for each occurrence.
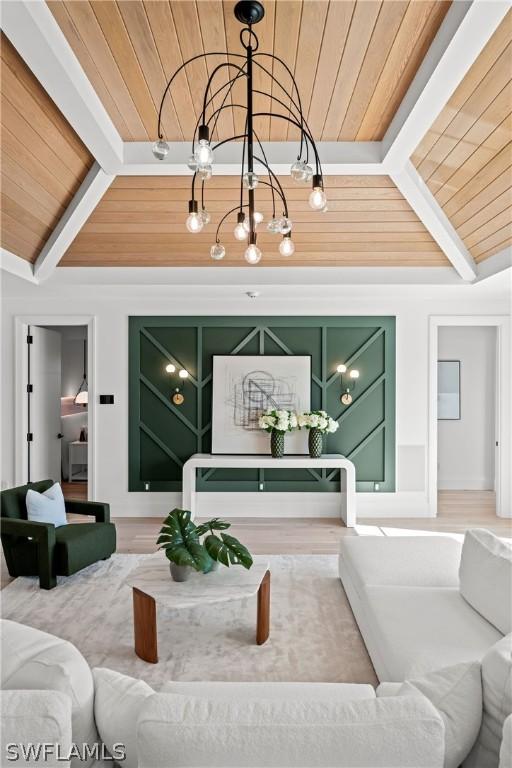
[133,587,158,663]
[256,570,270,645]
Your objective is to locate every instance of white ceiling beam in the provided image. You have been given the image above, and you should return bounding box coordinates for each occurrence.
[0,249,38,284]
[121,141,384,176]
[34,163,114,282]
[381,0,510,169]
[391,162,477,281]
[475,246,512,283]
[1,0,123,173]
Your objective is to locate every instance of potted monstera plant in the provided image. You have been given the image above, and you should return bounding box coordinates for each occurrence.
[157,508,253,581]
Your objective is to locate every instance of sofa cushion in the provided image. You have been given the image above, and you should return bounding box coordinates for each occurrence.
[54,523,116,575]
[0,690,72,768]
[26,483,67,528]
[0,619,97,768]
[499,714,512,768]
[363,585,502,680]
[93,668,154,768]
[137,692,445,767]
[339,536,461,598]
[459,529,512,635]
[162,680,376,702]
[464,633,512,768]
[398,661,482,768]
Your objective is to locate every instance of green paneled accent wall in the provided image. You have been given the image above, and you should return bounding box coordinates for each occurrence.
[129,317,395,493]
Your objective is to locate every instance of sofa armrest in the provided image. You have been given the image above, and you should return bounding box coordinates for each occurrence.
[64,500,110,523]
[1,517,55,539]
[1,690,72,768]
[1,517,56,589]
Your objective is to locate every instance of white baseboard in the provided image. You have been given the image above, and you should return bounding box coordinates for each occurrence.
[108,491,433,519]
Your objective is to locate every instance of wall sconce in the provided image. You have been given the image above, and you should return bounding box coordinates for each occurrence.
[165,363,189,405]
[336,364,359,405]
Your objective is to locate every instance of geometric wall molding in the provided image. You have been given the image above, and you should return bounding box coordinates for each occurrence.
[129,316,396,494]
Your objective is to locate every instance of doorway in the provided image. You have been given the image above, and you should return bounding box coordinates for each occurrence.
[15,316,95,501]
[40,325,89,500]
[428,315,510,520]
[437,326,496,516]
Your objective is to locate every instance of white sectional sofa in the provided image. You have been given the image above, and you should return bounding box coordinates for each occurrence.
[338,534,503,681]
[1,528,510,768]
[1,619,445,768]
[339,529,512,768]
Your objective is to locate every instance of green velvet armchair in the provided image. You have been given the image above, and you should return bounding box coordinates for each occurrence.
[1,480,116,589]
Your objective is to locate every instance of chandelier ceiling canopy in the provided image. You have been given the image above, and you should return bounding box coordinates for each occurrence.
[153,0,326,265]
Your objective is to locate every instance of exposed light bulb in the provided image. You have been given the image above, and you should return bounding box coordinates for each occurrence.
[278,217,292,235]
[244,244,262,264]
[194,139,213,166]
[179,369,189,379]
[243,212,263,232]
[186,212,203,233]
[279,236,295,256]
[243,172,259,190]
[152,140,169,160]
[165,363,176,373]
[210,242,226,260]
[197,164,212,181]
[303,164,314,182]
[200,209,211,225]
[290,160,306,181]
[187,154,197,172]
[234,222,247,241]
[309,186,327,210]
[349,369,360,379]
[267,218,282,234]
[336,364,347,374]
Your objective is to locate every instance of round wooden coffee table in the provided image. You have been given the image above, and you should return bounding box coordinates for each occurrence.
[126,555,270,663]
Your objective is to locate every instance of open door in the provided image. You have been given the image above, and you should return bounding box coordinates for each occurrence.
[27,326,62,482]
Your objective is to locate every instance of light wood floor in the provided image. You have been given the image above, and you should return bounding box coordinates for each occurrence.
[113,491,509,556]
[2,491,509,588]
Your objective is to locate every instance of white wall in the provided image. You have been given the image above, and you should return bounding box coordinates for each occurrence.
[1,269,510,519]
[438,326,496,490]
[42,325,87,397]
[61,327,87,399]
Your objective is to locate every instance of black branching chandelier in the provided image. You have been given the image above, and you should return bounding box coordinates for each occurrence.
[152,0,326,265]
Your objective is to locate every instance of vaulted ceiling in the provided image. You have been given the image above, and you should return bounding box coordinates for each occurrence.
[0,34,92,263]
[0,1,510,279]
[412,15,512,264]
[63,174,448,267]
[47,0,450,142]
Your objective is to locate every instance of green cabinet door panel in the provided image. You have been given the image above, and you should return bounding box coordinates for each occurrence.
[129,316,396,493]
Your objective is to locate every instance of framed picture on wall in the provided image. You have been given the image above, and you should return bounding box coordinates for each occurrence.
[211,355,311,454]
[437,360,461,420]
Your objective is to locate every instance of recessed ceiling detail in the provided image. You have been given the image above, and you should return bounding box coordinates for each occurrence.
[0,34,92,263]
[61,175,449,267]
[412,11,512,263]
[47,0,451,142]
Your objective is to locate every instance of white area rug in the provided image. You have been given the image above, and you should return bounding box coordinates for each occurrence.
[1,553,377,689]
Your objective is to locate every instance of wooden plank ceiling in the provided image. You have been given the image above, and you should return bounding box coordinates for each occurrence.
[47,0,450,142]
[412,11,512,263]
[61,175,448,267]
[0,34,92,263]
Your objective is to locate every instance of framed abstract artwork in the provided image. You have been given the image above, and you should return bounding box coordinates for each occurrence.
[211,355,311,454]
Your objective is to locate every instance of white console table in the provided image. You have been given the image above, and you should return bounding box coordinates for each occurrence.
[182,453,356,527]
[68,441,88,482]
